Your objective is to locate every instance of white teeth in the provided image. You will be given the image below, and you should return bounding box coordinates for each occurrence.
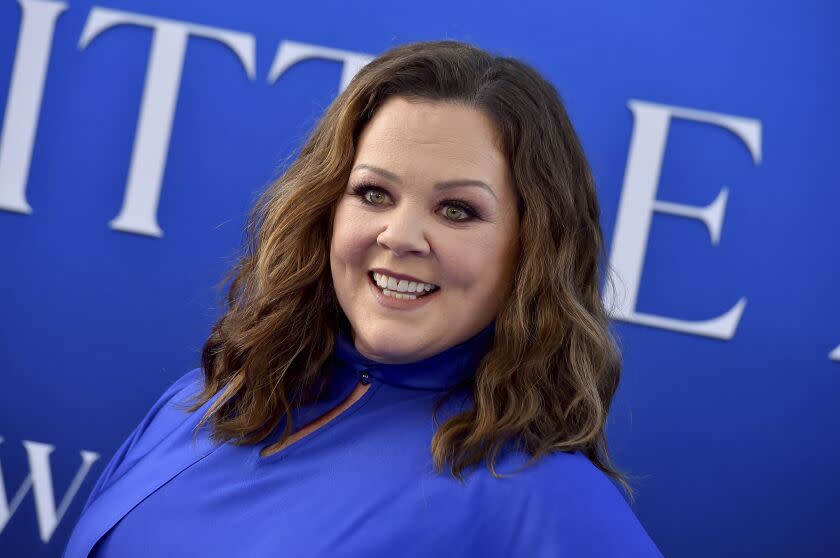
[372,272,438,294]
[383,289,417,300]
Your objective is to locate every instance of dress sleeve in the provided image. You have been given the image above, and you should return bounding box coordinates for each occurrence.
[546,459,663,557]
[545,478,664,557]
[490,452,665,557]
[77,367,205,516]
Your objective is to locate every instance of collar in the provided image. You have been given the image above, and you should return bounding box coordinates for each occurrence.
[332,320,496,391]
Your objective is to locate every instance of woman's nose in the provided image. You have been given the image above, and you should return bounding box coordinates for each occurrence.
[376,212,430,257]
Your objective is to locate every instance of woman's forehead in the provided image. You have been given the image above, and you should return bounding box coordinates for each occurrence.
[359,96,500,151]
[354,97,510,193]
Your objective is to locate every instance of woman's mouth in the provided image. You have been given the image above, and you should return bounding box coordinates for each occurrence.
[369,271,440,299]
[368,271,440,307]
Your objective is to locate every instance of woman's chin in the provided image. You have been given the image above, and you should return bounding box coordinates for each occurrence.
[352,330,437,364]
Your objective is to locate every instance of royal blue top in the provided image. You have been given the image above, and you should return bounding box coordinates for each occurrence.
[63,321,663,557]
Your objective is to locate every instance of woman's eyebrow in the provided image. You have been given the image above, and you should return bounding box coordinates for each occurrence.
[351,163,497,200]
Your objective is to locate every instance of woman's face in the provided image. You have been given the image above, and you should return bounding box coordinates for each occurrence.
[330,96,519,364]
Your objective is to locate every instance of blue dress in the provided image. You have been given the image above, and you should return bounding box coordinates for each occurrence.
[63,321,663,557]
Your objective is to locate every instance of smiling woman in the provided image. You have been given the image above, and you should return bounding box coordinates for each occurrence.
[330,96,520,364]
[63,40,663,557]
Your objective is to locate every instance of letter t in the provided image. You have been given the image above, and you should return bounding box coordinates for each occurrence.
[78,8,256,237]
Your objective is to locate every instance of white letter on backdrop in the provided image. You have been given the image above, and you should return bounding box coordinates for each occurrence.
[22,440,100,542]
[0,436,99,542]
[0,0,67,214]
[78,8,256,237]
[268,40,373,94]
[605,100,762,340]
[830,344,840,362]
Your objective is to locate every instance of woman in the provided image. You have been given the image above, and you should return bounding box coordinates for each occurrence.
[64,40,663,557]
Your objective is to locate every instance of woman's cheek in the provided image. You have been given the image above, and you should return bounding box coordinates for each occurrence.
[332,208,369,260]
[435,248,478,289]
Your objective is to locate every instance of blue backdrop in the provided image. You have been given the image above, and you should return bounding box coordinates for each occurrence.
[1,0,837,556]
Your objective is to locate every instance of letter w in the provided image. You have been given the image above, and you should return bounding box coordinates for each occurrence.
[0,437,99,542]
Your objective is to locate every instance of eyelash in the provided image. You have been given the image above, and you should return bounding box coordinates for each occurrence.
[349,183,482,222]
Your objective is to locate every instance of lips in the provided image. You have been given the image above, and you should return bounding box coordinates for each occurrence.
[368,268,438,287]
[366,272,441,310]
[368,272,439,297]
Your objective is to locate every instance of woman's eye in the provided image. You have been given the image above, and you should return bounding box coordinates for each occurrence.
[351,184,389,205]
[443,206,470,221]
[350,184,480,222]
[364,188,387,205]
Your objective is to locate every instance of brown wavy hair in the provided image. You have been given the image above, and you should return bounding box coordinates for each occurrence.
[184,39,636,503]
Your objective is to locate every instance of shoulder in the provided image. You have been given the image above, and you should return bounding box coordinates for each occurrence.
[160,366,206,405]
[521,450,631,509]
[473,450,664,557]
[125,367,207,454]
[80,368,208,512]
